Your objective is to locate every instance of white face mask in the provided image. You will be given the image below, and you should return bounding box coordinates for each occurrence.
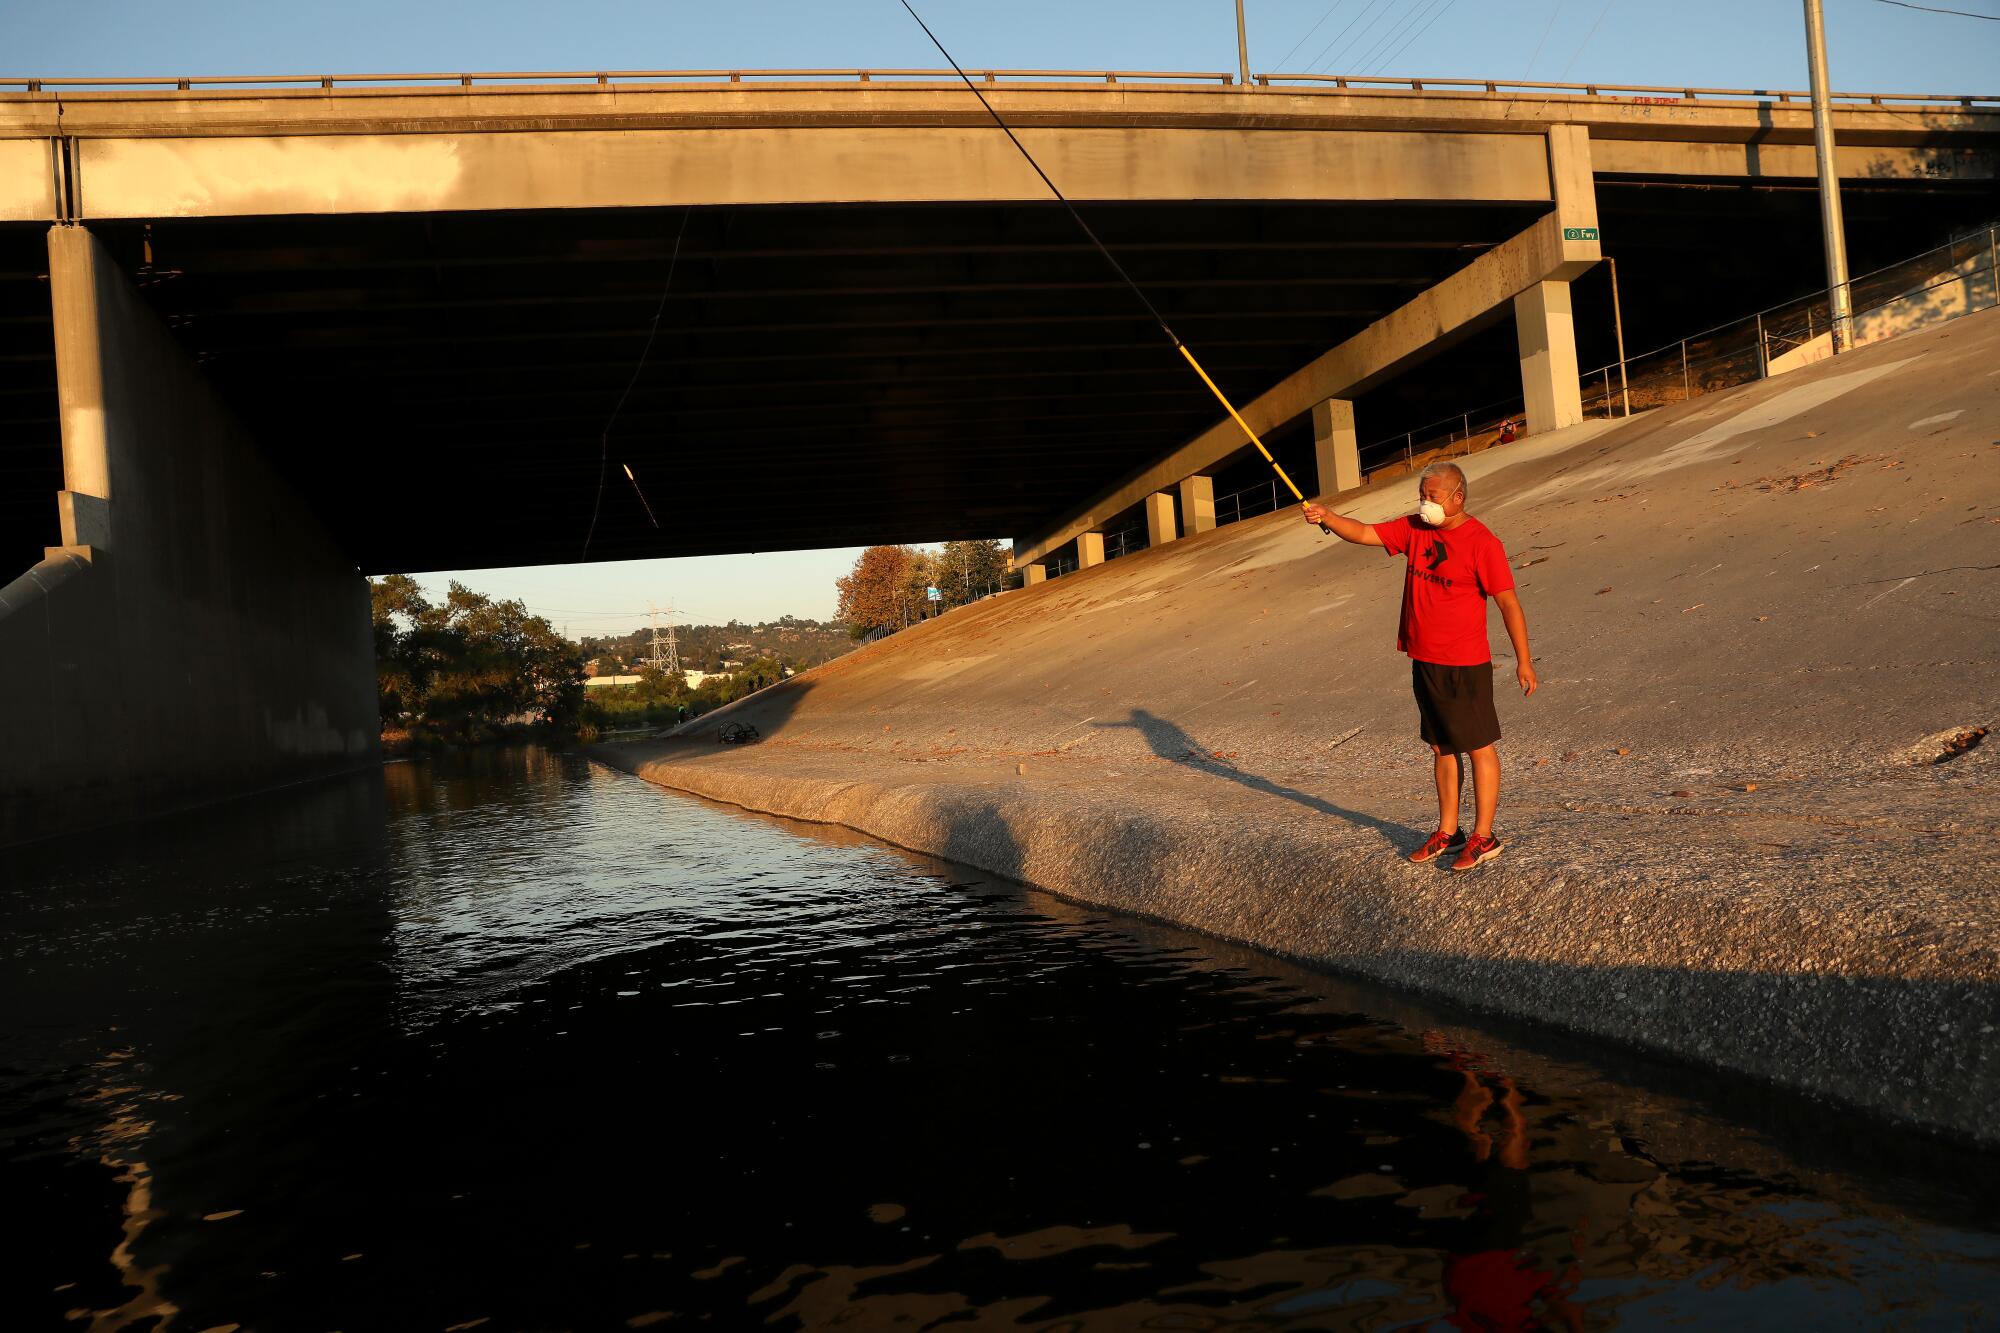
[1417,499,1447,526]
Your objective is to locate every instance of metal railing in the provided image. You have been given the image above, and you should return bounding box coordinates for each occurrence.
[1215,478,1283,528]
[1103,523,1146,561]
[0,68,1241,93]
[1252,72,1997,108]
[1358,398,1525,477]
[1579,223,2000,419]
[1337,222,1997,475]
[0,69,1990,108]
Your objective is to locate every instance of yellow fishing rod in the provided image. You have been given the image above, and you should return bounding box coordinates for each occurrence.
[895,0,1330,534]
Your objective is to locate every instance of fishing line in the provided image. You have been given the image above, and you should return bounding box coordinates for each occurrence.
[583,205,691,559]
[893,0,1327,528]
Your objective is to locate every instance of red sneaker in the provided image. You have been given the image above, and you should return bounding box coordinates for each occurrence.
[1451,833,1505,871]
[1409,829,1466,864]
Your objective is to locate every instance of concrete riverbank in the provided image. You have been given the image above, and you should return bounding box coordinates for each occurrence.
[592,306,2000,1144]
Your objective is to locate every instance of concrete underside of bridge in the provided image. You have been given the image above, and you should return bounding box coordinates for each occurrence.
[0,79,1993,840]
[2,183,1993,576]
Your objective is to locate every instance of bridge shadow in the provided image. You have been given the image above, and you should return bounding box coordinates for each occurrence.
[1095,709,1418,850]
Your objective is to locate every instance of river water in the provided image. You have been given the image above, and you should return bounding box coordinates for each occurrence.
[3,747,1997,1331]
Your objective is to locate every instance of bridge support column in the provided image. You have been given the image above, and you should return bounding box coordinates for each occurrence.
[1022,563,1046,586]
[1077,532,1105,569]
[0,226,378,846]
[1178,476,1216,534]
[1312,398,1361,495]
[1143,492,1178,547]
[1514,278,1584,435]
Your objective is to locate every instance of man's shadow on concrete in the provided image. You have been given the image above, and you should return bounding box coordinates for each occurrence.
[1096,709,1419,849]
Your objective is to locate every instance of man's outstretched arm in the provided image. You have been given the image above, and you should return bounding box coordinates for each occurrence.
[1301,502,1384,546]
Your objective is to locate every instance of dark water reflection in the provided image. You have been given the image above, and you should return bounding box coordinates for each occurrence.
[3,748,1997,1331]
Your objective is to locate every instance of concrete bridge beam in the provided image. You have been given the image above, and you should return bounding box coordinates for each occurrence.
[0,226,378,845]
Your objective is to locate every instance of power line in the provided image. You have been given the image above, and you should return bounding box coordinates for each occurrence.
[1369,0,1462,73]
[1871,0,1998,15]
[1305,0,1393,73]
[1318,0,1418,72]
[1522,0,1564,77]
[1555,0,1620,79]
[1353,0,1448,72]
[1271,0,1355,70]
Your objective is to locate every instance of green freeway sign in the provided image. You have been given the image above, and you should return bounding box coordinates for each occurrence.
[1563,226,1601,241]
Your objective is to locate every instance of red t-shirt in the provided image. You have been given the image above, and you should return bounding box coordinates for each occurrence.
[1371,515,1514,666]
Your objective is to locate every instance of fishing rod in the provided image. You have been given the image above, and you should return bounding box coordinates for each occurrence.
[893,0,1330,534]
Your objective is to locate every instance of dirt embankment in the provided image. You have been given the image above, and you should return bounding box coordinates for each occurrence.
[594,306,2000,1144]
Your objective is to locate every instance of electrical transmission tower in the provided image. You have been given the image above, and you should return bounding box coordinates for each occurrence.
[644,601,681,676]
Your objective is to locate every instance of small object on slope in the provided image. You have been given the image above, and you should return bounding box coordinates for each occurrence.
[1905,726,1988,765]
[717,722,760,745]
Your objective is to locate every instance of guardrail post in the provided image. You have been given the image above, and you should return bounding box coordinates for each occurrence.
[1756,311,1769,378]
[1681,339,1690,401]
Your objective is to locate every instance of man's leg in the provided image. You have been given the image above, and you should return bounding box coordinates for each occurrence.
[1432,743,1462,834]
[1468,744,1501,838]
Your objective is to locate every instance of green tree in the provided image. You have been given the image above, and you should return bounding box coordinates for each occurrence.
[368,578,587,742]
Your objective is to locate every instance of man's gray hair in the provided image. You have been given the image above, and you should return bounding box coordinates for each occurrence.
[1418,460,1467,499]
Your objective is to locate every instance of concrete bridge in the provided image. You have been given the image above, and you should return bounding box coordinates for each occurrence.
[1,70,1995,840]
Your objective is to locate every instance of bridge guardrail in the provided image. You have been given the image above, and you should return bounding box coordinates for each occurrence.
[0,69,1242,92]
[0,69,1991,108]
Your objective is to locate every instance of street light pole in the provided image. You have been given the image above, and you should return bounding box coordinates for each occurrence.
[1235,0,1252,87]
[1803,0,1853,352]
[1607,256,1630,417]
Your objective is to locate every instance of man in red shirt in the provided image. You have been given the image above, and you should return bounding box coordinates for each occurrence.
[1303,461,1537,871]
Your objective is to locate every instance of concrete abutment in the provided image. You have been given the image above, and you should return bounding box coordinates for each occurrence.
[0,226,379,846]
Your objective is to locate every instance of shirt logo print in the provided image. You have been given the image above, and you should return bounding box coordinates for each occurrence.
[1424,539,1448,574]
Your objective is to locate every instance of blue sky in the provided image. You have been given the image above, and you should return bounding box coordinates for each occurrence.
[12,0,1991,626]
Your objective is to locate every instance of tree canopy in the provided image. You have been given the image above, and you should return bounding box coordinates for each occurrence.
[370,575,586,742]
[836,540,1013,636]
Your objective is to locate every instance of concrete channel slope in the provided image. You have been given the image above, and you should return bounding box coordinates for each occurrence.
[594,307,2000,1145]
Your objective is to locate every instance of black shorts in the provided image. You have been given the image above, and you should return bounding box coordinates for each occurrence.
[1411,660,1501,753]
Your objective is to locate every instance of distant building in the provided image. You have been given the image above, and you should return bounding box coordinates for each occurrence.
[582,674,646,690]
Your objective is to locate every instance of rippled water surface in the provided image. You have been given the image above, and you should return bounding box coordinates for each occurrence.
[4,748,1998,1330]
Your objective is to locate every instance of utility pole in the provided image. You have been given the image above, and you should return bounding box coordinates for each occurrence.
[1803,0,1853,352]
[1235,0,1252,87]
[1606,256,1630,417]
